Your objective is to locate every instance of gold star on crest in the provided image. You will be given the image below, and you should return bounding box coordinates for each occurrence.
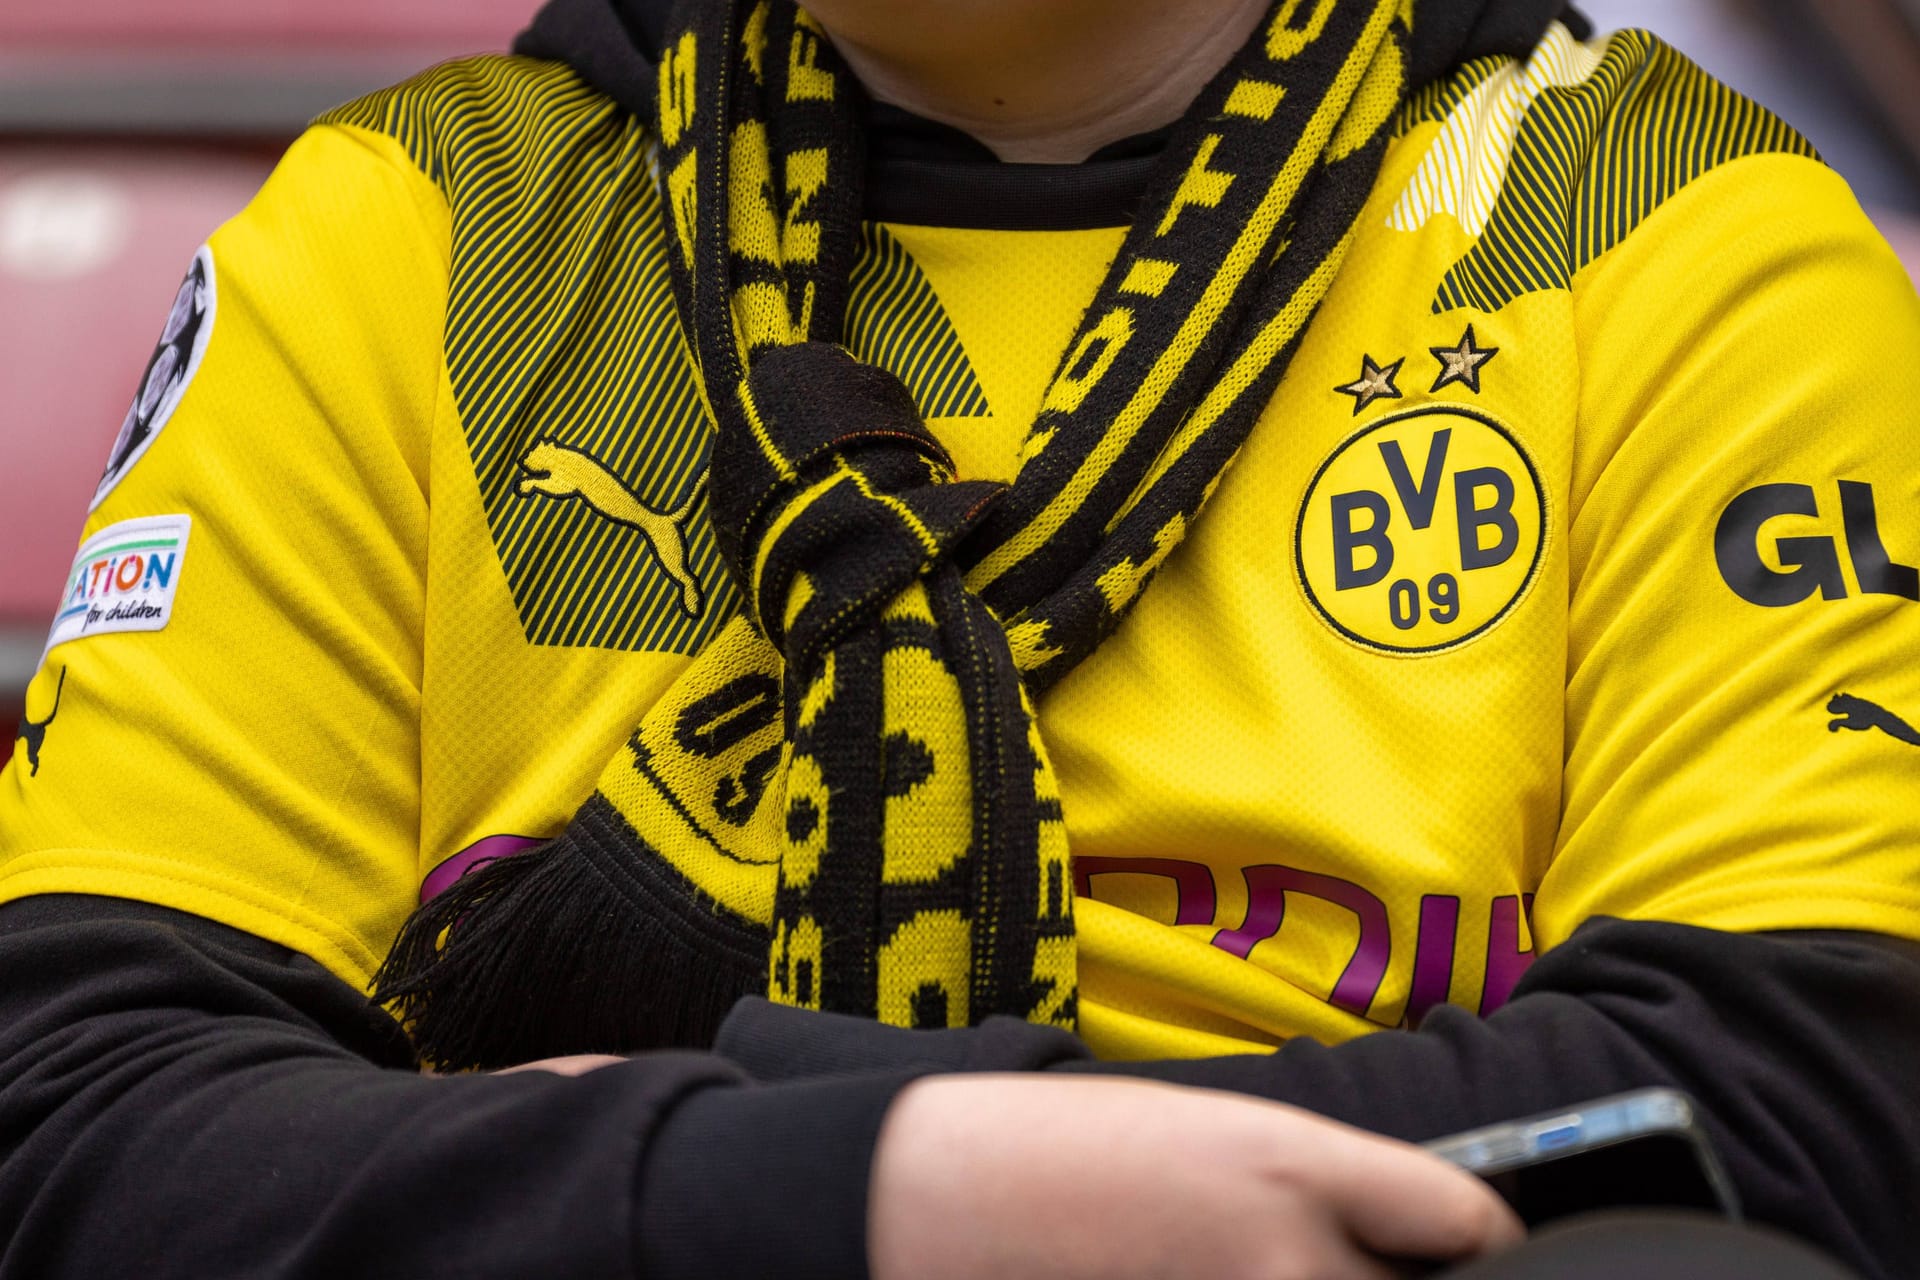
[1334,354,1404,415]
[1429,325,1498,394]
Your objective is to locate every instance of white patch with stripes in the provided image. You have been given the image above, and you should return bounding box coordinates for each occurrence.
[44,515,193,654]
[1387,24,1609,238]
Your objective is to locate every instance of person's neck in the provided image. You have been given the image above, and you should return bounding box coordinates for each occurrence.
[808,0,1273,163]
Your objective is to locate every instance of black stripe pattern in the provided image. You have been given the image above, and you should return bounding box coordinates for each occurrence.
[1396,27,1818,315]
[321,62,995,653]
[846,224,992,420]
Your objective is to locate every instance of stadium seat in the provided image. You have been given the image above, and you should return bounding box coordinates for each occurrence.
[1,0,533,45]
[0,0,534,136]
[0,142,278,751]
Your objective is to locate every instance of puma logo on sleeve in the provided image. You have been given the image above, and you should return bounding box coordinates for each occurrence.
[15,667,66,778]
[515,440,707,617]
[1828,693,1920,747]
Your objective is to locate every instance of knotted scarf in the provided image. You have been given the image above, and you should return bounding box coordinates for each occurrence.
[376,0,1561,1071]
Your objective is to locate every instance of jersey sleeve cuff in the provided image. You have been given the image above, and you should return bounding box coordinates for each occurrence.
[635,1069,918,1280]
[716,995,1092,1081]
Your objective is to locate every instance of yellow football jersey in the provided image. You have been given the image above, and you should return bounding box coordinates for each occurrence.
[4,24,1917,1062]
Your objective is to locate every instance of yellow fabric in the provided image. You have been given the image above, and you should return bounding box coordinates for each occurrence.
[0,126,440,983]
[894,224,1128,484]
[4,30,1917,1060]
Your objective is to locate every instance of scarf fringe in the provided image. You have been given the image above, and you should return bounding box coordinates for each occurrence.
[373,827,762,1070]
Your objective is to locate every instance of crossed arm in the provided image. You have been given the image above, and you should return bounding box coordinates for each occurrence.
[3,891,1916,1279]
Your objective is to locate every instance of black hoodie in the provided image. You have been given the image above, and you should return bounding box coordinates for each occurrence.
[2,4,1918,1279]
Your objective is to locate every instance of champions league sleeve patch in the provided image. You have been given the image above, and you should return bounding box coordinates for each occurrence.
[44,515,192,652]
[91,246,216,512]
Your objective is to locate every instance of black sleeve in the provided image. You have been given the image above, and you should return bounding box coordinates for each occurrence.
[0,894,910,1280]
[715,918,1920,1279]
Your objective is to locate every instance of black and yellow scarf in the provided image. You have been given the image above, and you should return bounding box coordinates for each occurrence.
[378,0,1566,1071]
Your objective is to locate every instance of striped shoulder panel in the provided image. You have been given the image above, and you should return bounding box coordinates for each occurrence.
[320,57,734,654]
[847,225,992,420]
[1389,25,1819,315]
[317,61,1006,652]
[1395,42,1516,135]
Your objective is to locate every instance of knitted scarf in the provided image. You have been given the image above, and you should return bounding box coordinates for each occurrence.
[377,0,1536,1071]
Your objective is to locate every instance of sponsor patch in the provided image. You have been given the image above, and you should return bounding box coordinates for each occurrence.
[45,515,192,652]
[92,245,216,511]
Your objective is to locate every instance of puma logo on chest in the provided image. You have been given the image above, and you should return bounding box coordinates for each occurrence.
[515,440,707,616]
[1828,692,1920,747]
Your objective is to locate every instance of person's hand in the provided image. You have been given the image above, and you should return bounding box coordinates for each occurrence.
[869,1074,1522,1280]
[490,1054,627,1078]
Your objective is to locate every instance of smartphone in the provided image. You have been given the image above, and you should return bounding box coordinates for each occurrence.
[1422,1088,1742,1225]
